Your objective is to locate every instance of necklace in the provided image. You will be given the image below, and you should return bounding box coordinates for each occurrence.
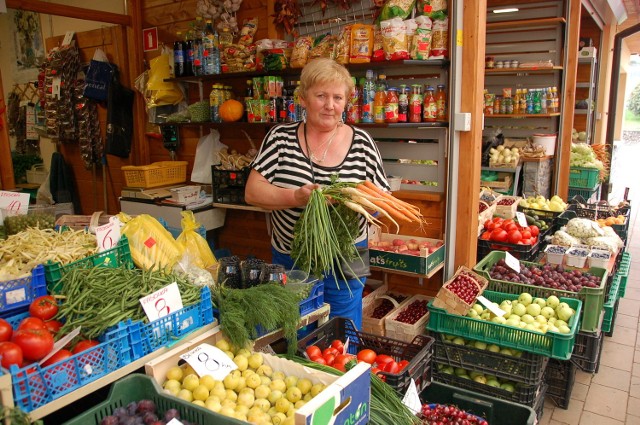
[304,124,339,163]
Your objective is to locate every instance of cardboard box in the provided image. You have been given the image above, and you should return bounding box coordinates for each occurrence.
[170,185,201,204]
[369,233,445,276]
[145,326,371,425]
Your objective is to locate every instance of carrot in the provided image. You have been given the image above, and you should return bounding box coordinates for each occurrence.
[350,195,398,233]
[356,184,422,224]
[342,201,386,229]
[362,180,422,213]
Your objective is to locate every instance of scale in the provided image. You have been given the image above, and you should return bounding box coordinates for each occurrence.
[161,125,180,158]
[121,184,187,200]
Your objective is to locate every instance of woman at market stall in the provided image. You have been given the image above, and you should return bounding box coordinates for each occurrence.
[245,58,390,329]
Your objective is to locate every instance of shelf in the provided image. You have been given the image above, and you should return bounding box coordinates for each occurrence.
[576,83,592,88]
[485,66,563,74]
[485,113,561,118]
[481,165,522,173]
[487,17,566,30]
[160,121,449,129]
[574,110,590,115]
[212,202,269,212]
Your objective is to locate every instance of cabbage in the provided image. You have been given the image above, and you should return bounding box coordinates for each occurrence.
[565,218,600,239]
[586,236,620,253]
[570,143,604,170]
[551,230,581,247]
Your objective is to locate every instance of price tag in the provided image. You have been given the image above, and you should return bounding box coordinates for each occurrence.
[167,419,184,425]
[401,379,422,414]
[52,77,62,98]
[259,344,277,355]
[343,337,350,355]
[477,295,506,317]
[504,251,521,273]
[591,221,605,236]
[62,31,75,46]
[95,220,121,252]
[516,212,529,228]
[0,191,30,221]
[39,326,82,366]
[180,343,238,380]
[139,282,183,322]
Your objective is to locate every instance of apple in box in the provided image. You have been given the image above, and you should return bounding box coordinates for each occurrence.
[369,237,443,257]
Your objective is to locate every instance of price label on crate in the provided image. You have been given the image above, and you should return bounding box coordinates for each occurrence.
[477,295,506,317]
[167,419,184,425]
[504,251,521,273]
[516,211,529,228]
[401,379,421,414]
[0,191,30,220]
[140,282,183,322]
[591,221,605,236]
[180,343,237,380]
[95,219,121,252]
[39,326,82,366]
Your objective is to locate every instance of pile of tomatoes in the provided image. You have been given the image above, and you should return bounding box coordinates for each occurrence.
[305,340,409,380]
[0,295,98,369]
[479,217,540,246]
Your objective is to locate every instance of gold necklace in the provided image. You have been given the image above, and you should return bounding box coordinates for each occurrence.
[306,125,339,163]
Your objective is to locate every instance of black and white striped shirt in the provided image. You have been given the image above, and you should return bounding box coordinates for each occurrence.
[251,122,390,254]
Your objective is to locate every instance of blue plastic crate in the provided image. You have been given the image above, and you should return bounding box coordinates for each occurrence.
[6,322,132,413]
[299,280,324,316]
[127,286,214,359]
[0,265,47,317]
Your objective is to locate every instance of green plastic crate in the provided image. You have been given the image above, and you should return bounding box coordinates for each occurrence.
[62,374,246,425]
[420,381,537,425]
[618,252,631,299]
[568,185,600,202]
[568,167,600,189]
[602,275,621,334]
[474,251,607,332]
[427,290,582,360]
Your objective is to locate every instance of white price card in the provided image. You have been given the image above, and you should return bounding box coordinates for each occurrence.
[167,419,184,425]
[95,220,121,252]
[343,337,350,355]
[180,343,238,380]
[62,31,75,46]
[0,191,30,221]
[139,282,183,322]
[39,326,82,366]
[516,212,529,228]
[477,295,506,317]
[591,221,605,236]
[401,379,422,415]
[504,251,521,273]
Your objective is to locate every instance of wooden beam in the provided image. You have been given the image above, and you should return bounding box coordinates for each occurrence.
[0,69,15,190]
[455,0,486,269]
[7,0,132,26]
[556,0,581,199]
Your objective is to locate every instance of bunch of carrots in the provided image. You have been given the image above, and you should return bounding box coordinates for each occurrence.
[291,180,424,285]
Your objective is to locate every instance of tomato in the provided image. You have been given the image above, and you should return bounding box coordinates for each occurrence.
[383,360,400,374]
[480,231,492,241]
[357,349,377,364]
[529,225,540,237]
[484,220,496,231]
[0,318,13,342]
[331,339,345,354]
[504,223,518,232]
[521,238,531,245]
[44,320,63,335]
[18,317,46,331]
[72,340,100,354]
[491,228,508,243]
[323,353,336,366]
[0,342,23,369]
[306,345,321,359]
[508,230,522,244]
[375,354,394,366]
[398,359,410,370]
[502,219,515,228]
[42,349,73,367]
[322,347,338,358]
[521,229,532,239]
[29,295,58,321]
[12,328,54,361]
[311,356,326,365]
[492,217,503,224]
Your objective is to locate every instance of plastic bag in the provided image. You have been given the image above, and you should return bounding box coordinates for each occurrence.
[117,212,184,272]
[191,129,227,183]
[147,53,184,107]
[176,211,217,269]
[83,48,114,101]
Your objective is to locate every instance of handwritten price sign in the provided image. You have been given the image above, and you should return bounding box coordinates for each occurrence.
[0,191,30,221]
[139,282,183,322]
[95,217,122,252]
[180,343,237,380]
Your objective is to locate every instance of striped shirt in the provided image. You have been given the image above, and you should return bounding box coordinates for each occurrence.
[251,122,390,254]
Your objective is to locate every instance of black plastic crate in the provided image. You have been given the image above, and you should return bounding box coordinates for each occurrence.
[298,317,434,396]
[213,186,246,205]
[211,166,250,188]
[544,358,576,409]
[533,382,547,423]
[477,238,542,262]
[571,328,604,373]
[431,332,548,386]
[433,362,546,406]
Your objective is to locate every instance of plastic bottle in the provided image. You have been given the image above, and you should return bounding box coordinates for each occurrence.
[423,85,437,122]
[525,89,534,114]
[552,86,559,113]
[513,88,521,114]
[361,70,375,123]
[398,84,408,123]
[540,88,548,114]
[202,19,220,75]
[378,74,388,91]
[191,19,204,76]
[219,27,233,47]
[210,84,222,123]
[409,84,423,123]
[293,82,304,122]
[374,83,386,123]
[346,77,360,124]
[173,31,186,77]
[385,87,399,123]
[435,84,447,121]
[184,33,194,77]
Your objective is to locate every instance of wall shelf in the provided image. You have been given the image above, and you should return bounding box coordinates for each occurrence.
[487,17,566,30]
[485,66,563,74]
[485,113,561,118]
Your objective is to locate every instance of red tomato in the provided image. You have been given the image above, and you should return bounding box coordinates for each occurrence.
[508,230,522,244]
[18,317,46,331]
[12,328,54,361]
[383,360,400,374]
[480,231,492,241]
[322,347,338,358]
[357,349,377,364]
[29,295,58,321]
[306,345,321,359]
[502,219,515,229]
[484,220,496,231]
[333,354,355,372]
[491,228,508,243]
[72,340,100,354]
[42,349,73,367]
[311,356,326,365]
[375,354,394,366]
[331,339,345,354]
[398,359,410,370]
[323,353,336,366]
[521,229,532,239]
[0,342,23,368]
[529,225,540,237]
[0,318,13,342]
[44,320,63,335]
[504,223,518,232]
[521,238,531,245]
[492,217,503,224]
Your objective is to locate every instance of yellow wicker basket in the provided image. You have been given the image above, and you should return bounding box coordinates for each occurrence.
[121,161,188,188]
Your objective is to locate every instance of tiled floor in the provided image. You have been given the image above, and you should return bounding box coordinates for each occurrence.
[539,204,640,424]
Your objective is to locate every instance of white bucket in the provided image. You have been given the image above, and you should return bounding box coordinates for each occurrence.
[532,134,557,156]
[388,176,402,191]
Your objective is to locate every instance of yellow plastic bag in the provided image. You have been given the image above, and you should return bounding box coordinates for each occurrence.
[117,212,184,272]
[147,53,184,107]
[176,211,217,269]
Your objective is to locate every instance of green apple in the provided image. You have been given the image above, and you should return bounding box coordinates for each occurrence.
[557,305,574,322]
[518,293,533,306]
[521,314,535,324]
[518,321,527,329]
[452,337,466,345]
[558,325,571,334]
[540,306,555,319]
[555,320,568,328]
[535,315,548,325]
[539,324,548,333]
[526,303,541,317]
[512,303,527,317]
[473,341,488,350]
[473,304,484,314]
[499,348,513,356]
[487,344,501,353]
[499,300,512,309]
[486,378,501,388]
[444,334,456,341]
[441,366,454,375]
[548,317,557,324]
[455,367,467,376]
[491,316,507,325]
[532,298,546,308]
[469,371,483,380]
[506,318,521,328]
[481,312,491,320]
[555,302,570,313]
[500,383,515,393]
[524,324,538,332]
[546,295,560,309]
[458,374,471,380]
[547,325,559,333]
[473,375,487,385]
[467,309,479,319]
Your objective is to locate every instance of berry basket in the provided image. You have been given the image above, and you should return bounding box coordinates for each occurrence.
[431,332,548,386]
[427,290,582,360]
[544,358,576,409]
[362,291,411,336]
[298,317,434,396]
[420,381,537,425]
[493,196,522,219]
[385,294,433,343]
[432,266,489,316]
[0,264,47,317]
[474,250,608,332]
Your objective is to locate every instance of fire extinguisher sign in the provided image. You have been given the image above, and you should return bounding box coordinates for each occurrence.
[143,27,158,52]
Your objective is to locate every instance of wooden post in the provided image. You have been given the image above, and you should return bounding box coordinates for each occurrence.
[454,0,486,268]
[0,69,15,190]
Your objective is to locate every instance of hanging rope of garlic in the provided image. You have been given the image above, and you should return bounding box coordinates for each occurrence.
[196,0,243,34]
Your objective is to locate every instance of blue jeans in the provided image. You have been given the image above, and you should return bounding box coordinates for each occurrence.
[272,242,366,330]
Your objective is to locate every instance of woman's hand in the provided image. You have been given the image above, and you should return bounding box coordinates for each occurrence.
[294,183,321,207]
